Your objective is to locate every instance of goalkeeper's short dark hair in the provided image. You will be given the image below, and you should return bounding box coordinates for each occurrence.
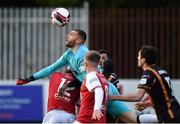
[74,29,87,43]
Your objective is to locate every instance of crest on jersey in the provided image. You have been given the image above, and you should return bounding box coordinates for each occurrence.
[139,78,147,85]
[79,66,85,73]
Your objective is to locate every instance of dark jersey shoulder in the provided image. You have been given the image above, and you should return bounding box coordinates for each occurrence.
[138,69,156,91]
[108,73,119,88]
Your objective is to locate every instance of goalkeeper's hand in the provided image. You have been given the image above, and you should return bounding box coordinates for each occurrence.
[16,78,28,85]
[16,76,35,85]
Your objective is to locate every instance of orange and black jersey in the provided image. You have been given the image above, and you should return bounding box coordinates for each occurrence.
[138,65,180,123]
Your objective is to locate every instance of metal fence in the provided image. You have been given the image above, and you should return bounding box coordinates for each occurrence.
[1,5,180,79]
[89,7,180,78]
[0,3,89,79]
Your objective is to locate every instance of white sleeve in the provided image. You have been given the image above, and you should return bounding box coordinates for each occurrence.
[94,87,104,110]
[86,72,101,92]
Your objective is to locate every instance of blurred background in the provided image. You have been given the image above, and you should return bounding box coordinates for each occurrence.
[0,0,180,122]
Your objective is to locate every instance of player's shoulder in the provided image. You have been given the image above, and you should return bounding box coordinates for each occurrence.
[75,45,89,58]
[108,82,119,95]
[87,71,104,77]
[144,65,164,74]
[142,65,164,79]
[86,71,98,78]
[79,44,89,51]
[108,82,116,89]
[85,72,100,83]
[142,69,155,78]
[63,48,73,56]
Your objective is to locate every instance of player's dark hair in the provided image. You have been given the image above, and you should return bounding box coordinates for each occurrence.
[98,49,110,58]
[85,50,100,64]
[140,45,158,65]
[74,29,87,43]
[102,59,114,79]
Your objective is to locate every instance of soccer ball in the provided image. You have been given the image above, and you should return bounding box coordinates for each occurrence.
[51,8,70,27]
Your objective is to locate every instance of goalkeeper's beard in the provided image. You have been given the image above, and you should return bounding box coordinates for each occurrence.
[66,42,75,48]
[66,44,73,48]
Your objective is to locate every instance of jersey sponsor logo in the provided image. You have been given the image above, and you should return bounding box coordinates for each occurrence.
[79,66,85,73]
[55,92,71,102]
[139,78,147,84]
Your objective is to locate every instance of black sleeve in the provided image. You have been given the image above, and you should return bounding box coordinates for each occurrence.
[138,70,156,90]
[25,75,35,82]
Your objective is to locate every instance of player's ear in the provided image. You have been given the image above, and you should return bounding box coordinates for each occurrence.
[84,60,88,68]
[76,38,82,44]
[142,58,146,63]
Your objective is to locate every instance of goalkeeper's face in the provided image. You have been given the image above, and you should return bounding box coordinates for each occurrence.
[66,31,80,48]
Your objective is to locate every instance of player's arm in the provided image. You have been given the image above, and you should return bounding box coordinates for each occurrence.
[67,77,82,88]
[92,87,104,120]
[33,55,67,80]
[58,78,82,96]
[134,97,153,111]
[16,59,65,85]
[75,97,81,115]
[109,88,146,102]
[86,72,104,120]
[110,70,155,102]
[16,52,68,85]
[58,72,82,96]
[143,98,153,106]
[16,76,35,85]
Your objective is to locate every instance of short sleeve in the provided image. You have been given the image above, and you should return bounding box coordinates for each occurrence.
[85,72,101,92]
[138,70,156,90]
